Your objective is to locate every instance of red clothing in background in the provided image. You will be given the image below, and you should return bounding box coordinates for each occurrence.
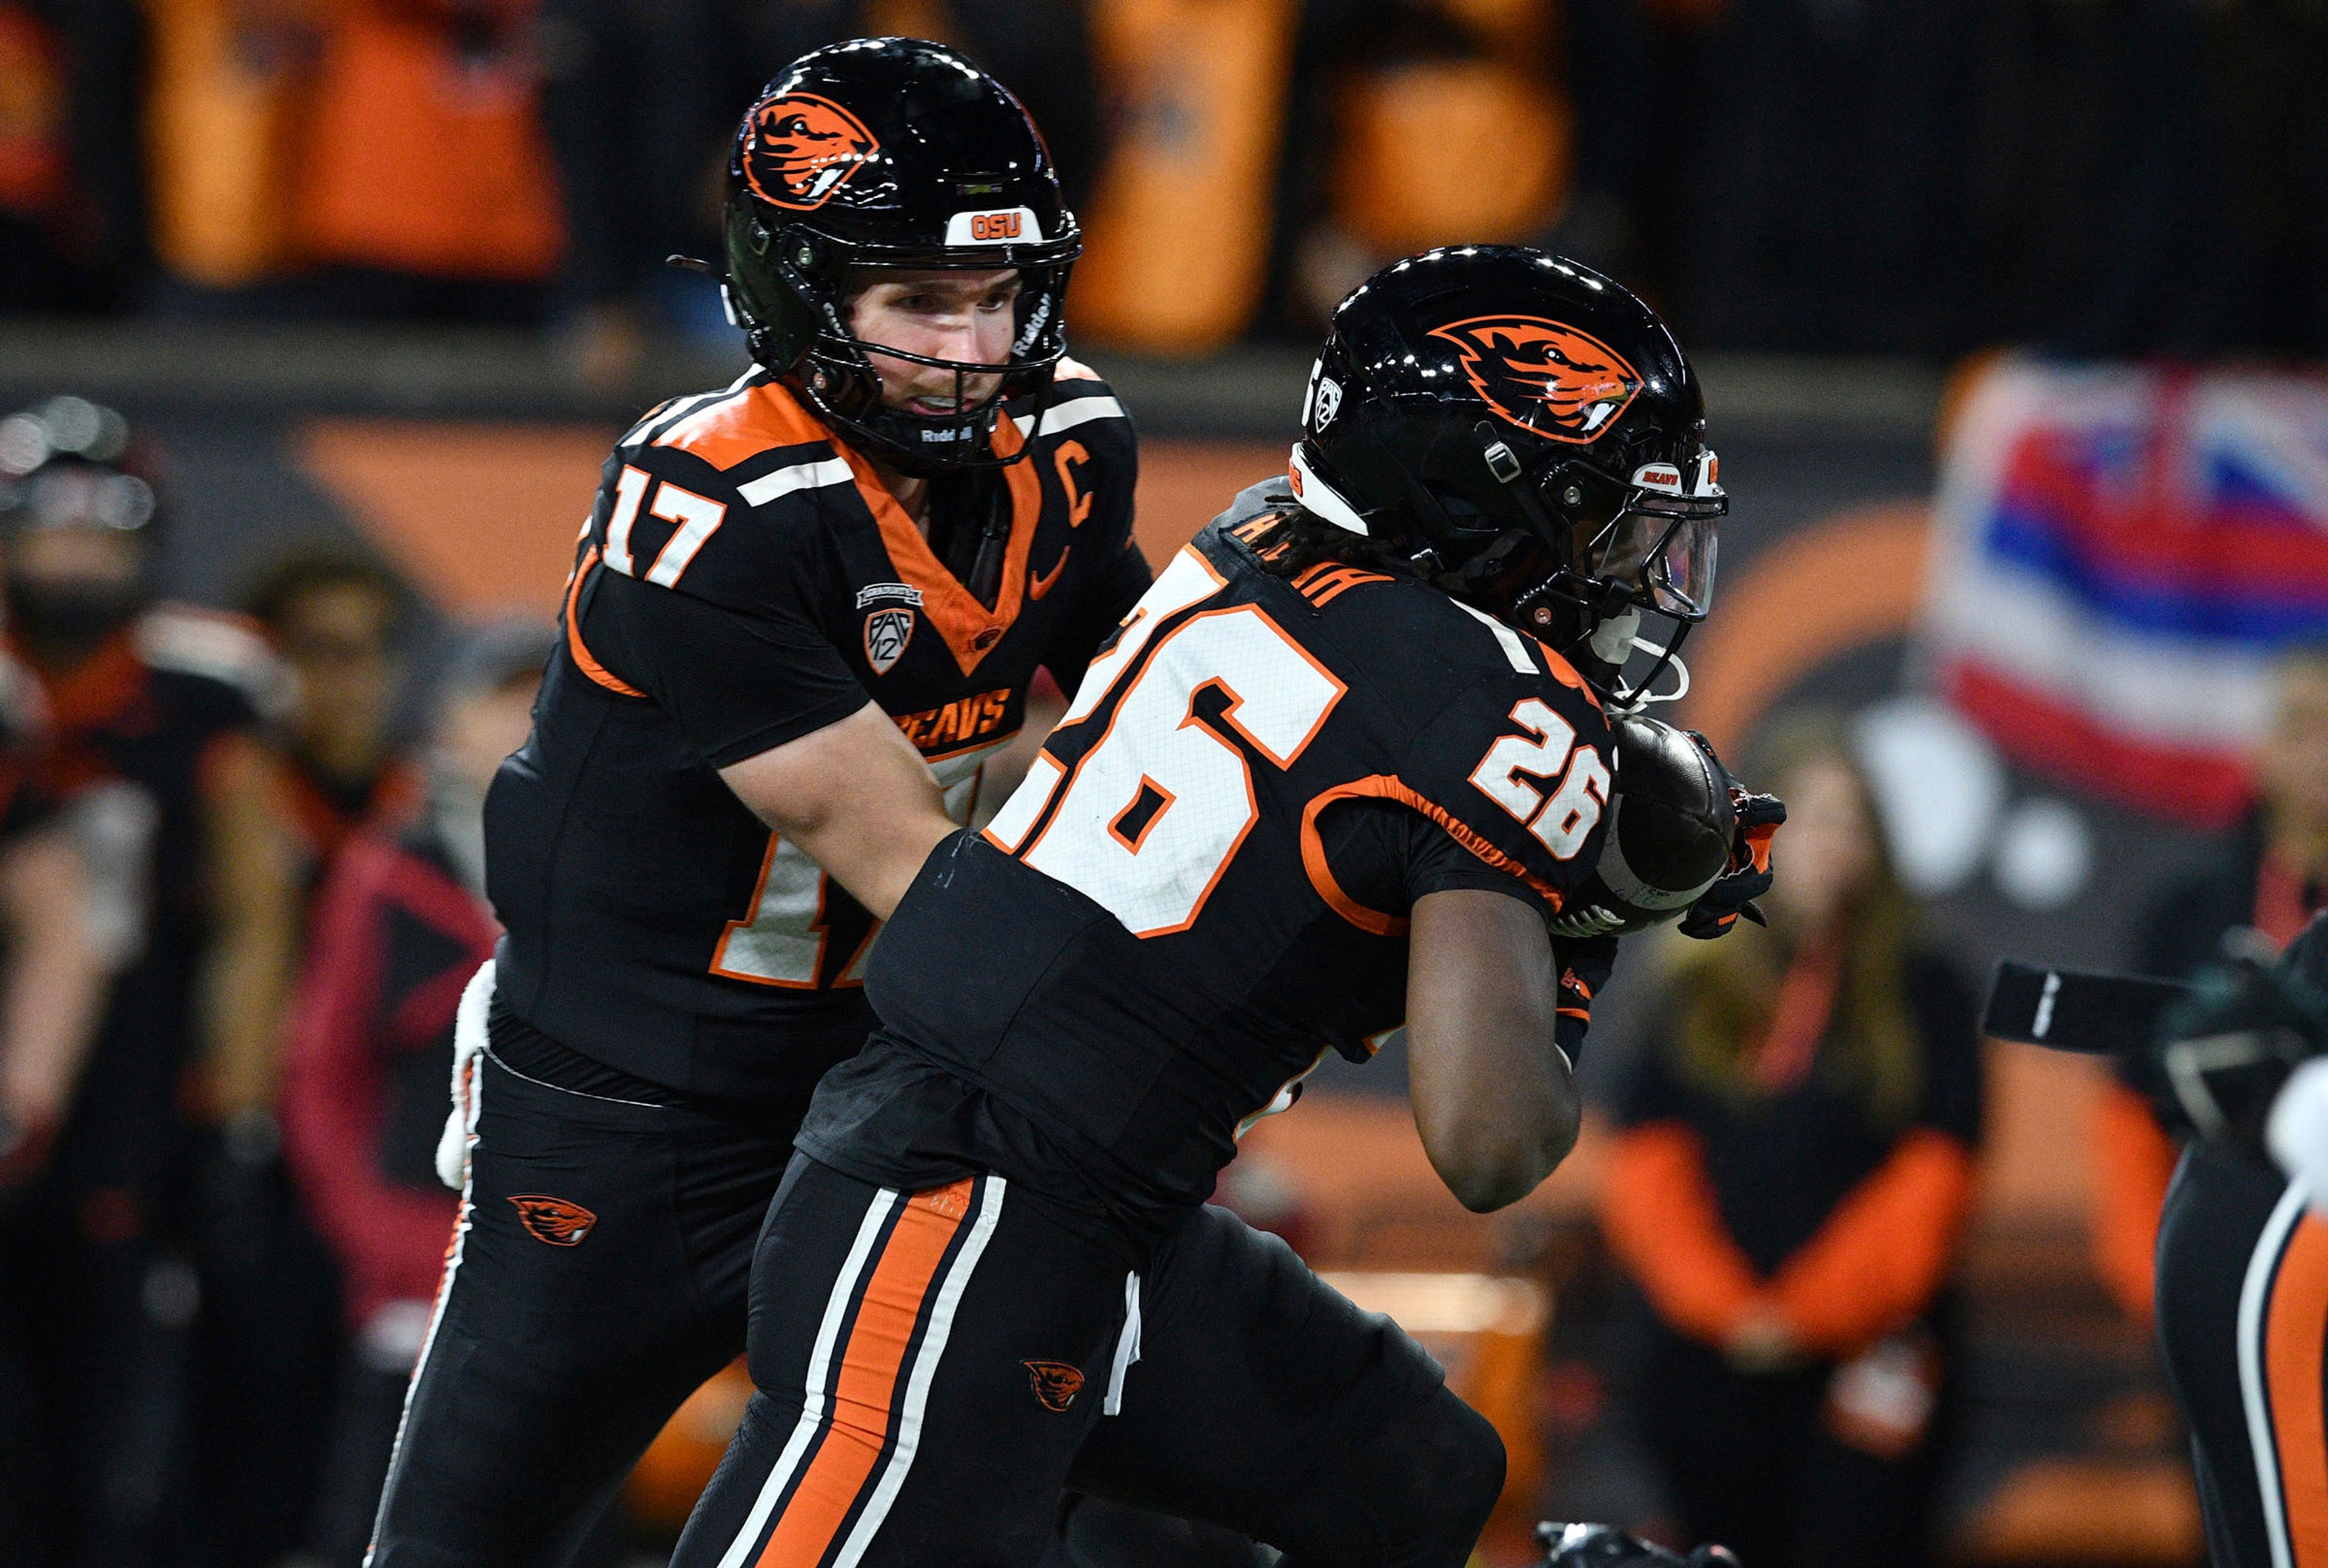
[282,821,493,1326]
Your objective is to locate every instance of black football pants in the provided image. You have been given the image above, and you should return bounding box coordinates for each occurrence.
[668,1155,1506,1568]
[2155,1141,2328,1568]
[366,1046,794,1568]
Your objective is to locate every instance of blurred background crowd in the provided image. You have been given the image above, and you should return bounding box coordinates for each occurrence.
[1,1,2327,1567]
[4,0,2326,361]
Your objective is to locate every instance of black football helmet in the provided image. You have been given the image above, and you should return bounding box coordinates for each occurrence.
[711,38,1083,474]
[1289,246,1724,703]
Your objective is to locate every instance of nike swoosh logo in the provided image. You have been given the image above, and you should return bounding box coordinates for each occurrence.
[1029,547,1070,600]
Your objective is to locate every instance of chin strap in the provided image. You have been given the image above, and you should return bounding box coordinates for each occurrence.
[1604,634,1691,715]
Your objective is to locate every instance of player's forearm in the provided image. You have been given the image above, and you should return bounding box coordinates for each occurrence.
[0,832,107,1127]
[1408,892,1581,1212]
[1413,1021,1579,1212]
[721,701,958,921]
[786,809,956,921]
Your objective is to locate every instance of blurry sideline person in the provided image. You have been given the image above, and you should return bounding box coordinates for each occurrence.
[666,245,1764,1568]
[2093,646,2328,1324]
[0,652,114,1563]
[1599,719,1981,1568]
[245,548,425,890]
[282,623,551,1568]
[177,545,432,1568]
[366,41,1152,1568]
[0,396,305,1567]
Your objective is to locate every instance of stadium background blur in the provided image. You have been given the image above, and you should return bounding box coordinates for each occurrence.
[2,0,2326,1564]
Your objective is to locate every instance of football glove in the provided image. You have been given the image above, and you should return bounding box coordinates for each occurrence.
[2142,936,2328,1156]
[1677,730,1784,941]
[1553,934,1620,1063]
[1537,1522,1742,1568]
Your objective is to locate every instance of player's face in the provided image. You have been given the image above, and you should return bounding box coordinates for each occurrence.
[1767,754,1876,929]
[846,268,1022,415]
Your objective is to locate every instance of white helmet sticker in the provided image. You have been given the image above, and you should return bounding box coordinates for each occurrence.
[1287,444,1370,535]
[945,207,1045,245]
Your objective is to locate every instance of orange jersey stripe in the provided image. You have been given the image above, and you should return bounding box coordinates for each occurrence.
[2268,1212,2328,1567]
[1298,778,1413,937]
[758,1180,974,1567]
[563,547,646,699]
[654,381,829,470]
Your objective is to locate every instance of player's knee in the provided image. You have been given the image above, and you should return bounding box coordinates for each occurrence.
[1421,1396,1507,1543]
[1348,1387,1505,1563]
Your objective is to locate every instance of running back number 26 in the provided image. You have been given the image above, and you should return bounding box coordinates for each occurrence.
[982,552,1607,938]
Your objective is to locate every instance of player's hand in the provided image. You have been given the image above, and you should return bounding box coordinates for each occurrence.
[1677,732,1783,941]
[1537,1521,1742,1568]
[2147,941,2328,1156]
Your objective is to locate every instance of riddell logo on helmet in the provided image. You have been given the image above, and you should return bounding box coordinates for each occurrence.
[1427,316,1643,445]
[743,93,878,210]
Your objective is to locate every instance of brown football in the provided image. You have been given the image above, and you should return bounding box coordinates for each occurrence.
[1546,713,1734,939]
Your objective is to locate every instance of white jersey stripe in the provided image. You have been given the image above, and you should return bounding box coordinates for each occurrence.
[2239,1179,2308,1568]
[829,1175,1008,1568]
[713,1188,902,1568]
[738,456,855,508]
[1452,599,1541,676]
[636,370,757,447]
[1014,394,1125,438]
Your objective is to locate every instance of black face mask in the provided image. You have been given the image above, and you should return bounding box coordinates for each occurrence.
[6,577,142,666]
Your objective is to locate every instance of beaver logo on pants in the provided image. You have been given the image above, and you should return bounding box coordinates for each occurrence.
[509,1195,598,1247]
[1022,1359,1085,1412]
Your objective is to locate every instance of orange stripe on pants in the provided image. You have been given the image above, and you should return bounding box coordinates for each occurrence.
[758,1180,974,1567]
[2268,1211,2328,1567]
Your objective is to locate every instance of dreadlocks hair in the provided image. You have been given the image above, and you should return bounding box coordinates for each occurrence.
[1246,502,1431,581]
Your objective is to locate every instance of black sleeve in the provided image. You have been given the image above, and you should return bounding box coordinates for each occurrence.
[586,565,868,769]
[1316,796,1548,925]
[1908,949,1985,1147]
[1398,665,1615,916]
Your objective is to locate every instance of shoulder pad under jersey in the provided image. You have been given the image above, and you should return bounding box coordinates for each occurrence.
[1379,598,1614,910]
[594,378,855,618]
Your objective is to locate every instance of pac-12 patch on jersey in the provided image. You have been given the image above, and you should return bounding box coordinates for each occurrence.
[863,606,914,673]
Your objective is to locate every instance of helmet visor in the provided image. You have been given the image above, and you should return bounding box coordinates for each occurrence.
[1584,507,1719,620]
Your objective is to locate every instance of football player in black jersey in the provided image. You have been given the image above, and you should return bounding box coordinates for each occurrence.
[365,40,1152,1568]
[669,247,1761,1568]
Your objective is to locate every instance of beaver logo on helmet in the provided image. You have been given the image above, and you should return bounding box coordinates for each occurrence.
[1427,316,1642,444]
[742,93,878,210]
